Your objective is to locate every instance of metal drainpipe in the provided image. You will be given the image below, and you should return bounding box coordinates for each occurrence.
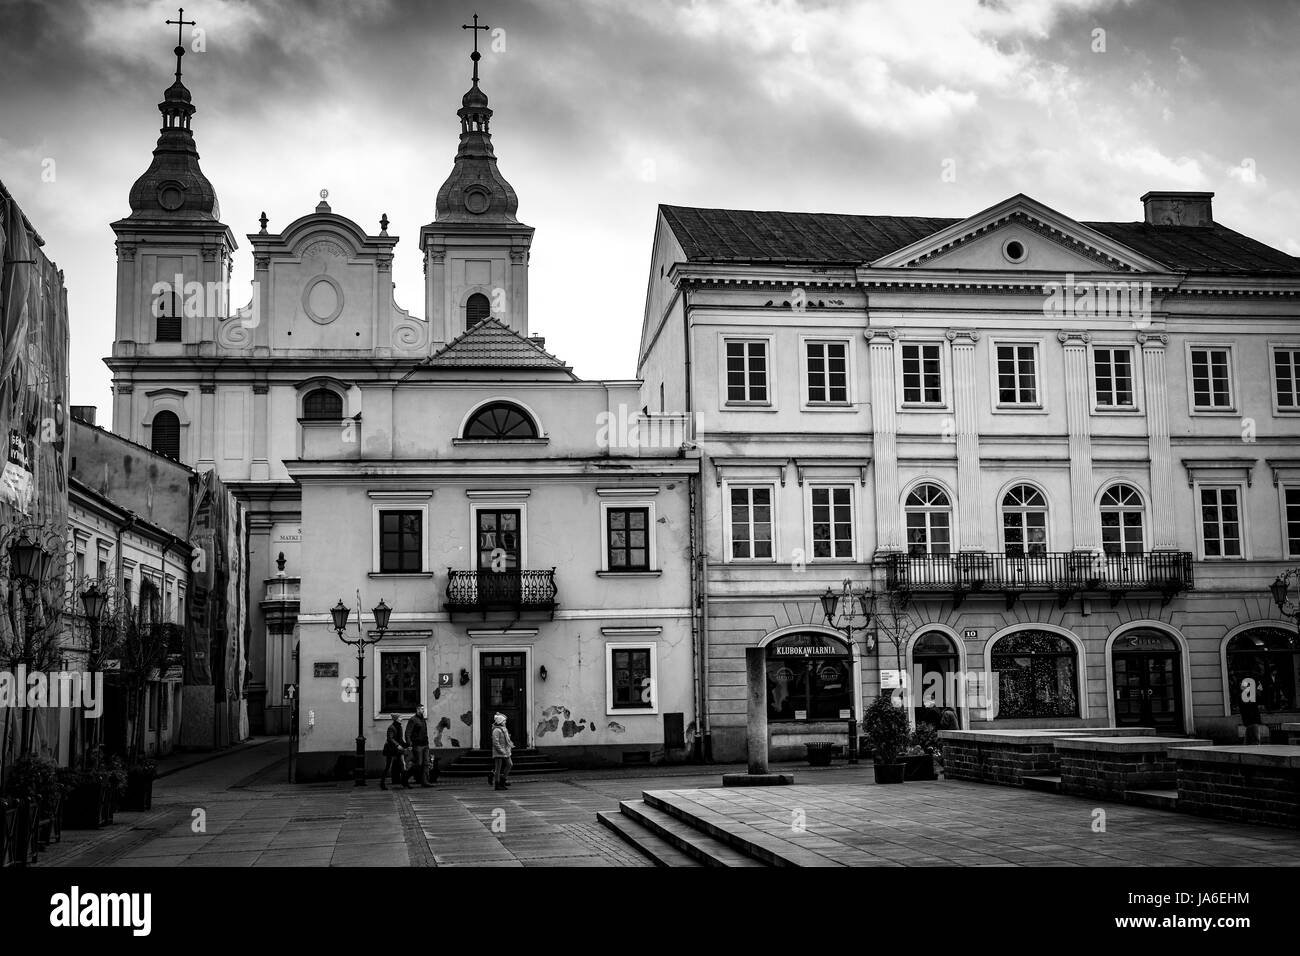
[682,283,713,762]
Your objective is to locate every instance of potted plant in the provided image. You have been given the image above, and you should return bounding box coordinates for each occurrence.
[58,767,114,829]
[863,694,910,784]
[4,754,63,864]
[903,724,940,781]
[106,756,128,816]
[805,741,836,767]
[122,759,158,811]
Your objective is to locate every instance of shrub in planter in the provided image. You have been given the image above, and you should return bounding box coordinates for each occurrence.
[122,760,158,811]
[58,769,114,829]
[4,754,65,854]
[863,694,910,784]
[0,797,19,867]
[106,756,128,814]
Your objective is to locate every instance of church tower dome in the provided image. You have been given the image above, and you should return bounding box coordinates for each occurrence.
[433,15,521,224]
[126,21,220,222]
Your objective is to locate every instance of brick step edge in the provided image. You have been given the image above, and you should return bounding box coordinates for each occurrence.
[616,800,765,867]
[1125,789,1179,811]
[596,810,703,867]
[641,792,841,867]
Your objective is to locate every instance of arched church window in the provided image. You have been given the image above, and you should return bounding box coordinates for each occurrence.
[302,388,344,421]
[462,402,538,440]
[151,411,181,461]
[466,293,491,326]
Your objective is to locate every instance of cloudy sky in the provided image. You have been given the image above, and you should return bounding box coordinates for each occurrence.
[2,0,1298,412]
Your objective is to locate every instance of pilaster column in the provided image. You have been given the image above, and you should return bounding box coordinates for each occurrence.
[112,383,134,439]
[947,329,985,551]
[198,380,216,472]
[1140,333,1178,550]
[866,328,901,552]
[251,379,270,481]
[1060,331,1096,551]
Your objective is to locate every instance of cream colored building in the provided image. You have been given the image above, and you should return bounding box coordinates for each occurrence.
[639,191,1300,760]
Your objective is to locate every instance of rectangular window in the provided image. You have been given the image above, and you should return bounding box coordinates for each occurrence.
[74,548,86,581]
[996,344,1038,405]
[725,339,769,403]
[380,651,421,714]
[1287,488,1300,558]
[1275,348,1300,409]
[607,507,650,570]
[1094,347,1135,408]
[729,486,774,560]
[610,647,653,710]
[1190,348,1233,409]
[811,486,854,559]
[379,510,423,573]
[806,341,848,404]
[901,343,943,405]
[1200,487,1242,557]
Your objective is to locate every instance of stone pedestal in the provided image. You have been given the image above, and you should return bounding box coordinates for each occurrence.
[723,646,794,786]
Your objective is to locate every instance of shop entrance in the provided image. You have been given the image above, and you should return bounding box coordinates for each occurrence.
[1112,631,1182,731]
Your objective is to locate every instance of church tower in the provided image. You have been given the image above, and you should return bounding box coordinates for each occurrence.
[108,15,236,459]
[421,15,534,346]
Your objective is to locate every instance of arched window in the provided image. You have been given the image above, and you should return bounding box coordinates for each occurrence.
[1100,484,1145,554]
[905,484,951,556]
[990,630,1079,718]
[1002,485,1047,556]
[1226,627,1298,713]
[465,292,491,326]
[150,411,181,460]
[764,632,852,721]
[302,388,343,421]
[155,290,181,342]
[462,402,538,440]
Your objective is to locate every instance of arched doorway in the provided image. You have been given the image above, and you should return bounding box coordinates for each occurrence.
[765,632,853,722]
[1111,629,1182,731]
[911,630,961,728]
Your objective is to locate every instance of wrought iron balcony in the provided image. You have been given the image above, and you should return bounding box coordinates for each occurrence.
[884,550,1194,608]
[445,569,558,618]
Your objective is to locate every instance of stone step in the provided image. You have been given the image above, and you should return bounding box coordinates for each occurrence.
[617,799,765,867]
[1021,774,1062,793]
[439,764,567,777]
[641,791,845,867]
[1126,788,1179,811]
[596,810,704,867]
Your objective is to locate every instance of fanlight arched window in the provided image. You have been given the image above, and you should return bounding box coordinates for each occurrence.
[150,411,181,460]
[462,402,538,440]
[465,292,491,326]
[990,629,1080,718]
[905,484,952,556]
[1100,484,1145,554]
[302,388,344,421]
[1002,485,1047,556]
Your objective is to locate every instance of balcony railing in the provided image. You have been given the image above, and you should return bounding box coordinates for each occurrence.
[884,550,1194,608]
[445,569,558,618]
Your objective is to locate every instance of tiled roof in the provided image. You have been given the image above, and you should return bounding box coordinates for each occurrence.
[661,204,1300,276]
[424,317,573,371]
[660,205,956,264]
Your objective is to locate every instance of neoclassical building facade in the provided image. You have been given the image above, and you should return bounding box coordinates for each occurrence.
[639,191,1300,760]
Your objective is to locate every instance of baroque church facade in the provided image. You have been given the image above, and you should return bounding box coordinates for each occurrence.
[107,31,699,772]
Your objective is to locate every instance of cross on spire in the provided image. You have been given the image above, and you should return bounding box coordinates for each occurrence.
[462,13,490,85]
[165,7,197,80]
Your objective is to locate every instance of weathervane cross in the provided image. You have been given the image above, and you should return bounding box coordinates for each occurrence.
[462,13,490,83]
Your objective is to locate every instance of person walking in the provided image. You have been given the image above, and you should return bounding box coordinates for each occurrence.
[406,705,433,787]
[490,712,514,791]
[381,713,410,790]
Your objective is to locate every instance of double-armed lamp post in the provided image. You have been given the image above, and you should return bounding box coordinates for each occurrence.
[332,597,392,786]
[820,580,875,765]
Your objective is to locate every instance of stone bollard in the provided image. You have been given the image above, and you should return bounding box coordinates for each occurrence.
[722,646,794,787]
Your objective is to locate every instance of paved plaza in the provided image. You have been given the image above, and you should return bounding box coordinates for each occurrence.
[36,737,1300,867]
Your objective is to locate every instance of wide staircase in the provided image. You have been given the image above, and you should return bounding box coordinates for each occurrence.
[598,790,821,867]
[439,747,566,779]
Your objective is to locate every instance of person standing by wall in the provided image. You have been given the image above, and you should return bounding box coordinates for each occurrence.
[381,713,410,789]
[490,712,513,791]
[406,705,432,787]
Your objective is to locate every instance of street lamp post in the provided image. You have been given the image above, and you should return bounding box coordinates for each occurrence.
[332,598,392,786]
[820,580,875,765]
[79,583,108,769]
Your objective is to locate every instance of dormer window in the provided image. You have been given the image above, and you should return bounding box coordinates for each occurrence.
[466,292,491,326]
[462,401,538,440]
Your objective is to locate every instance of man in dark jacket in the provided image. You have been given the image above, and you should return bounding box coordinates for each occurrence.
[381,714,410,790]
[405,705,433,787]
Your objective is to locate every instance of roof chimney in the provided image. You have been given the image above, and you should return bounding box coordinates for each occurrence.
[71,405,96,425]
[1141,191,1214,226]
